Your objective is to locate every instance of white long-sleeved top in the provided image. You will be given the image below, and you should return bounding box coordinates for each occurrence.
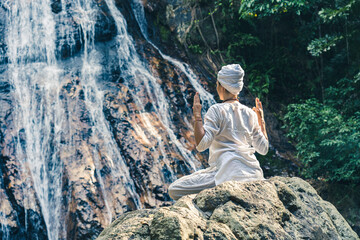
[196,101,269,185]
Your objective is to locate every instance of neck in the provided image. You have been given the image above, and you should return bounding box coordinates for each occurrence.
[222,97,238,103]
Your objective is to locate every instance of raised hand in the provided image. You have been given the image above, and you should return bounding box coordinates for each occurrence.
[193,92,202,120]
[252,98,268,140]
[252,98,264,125]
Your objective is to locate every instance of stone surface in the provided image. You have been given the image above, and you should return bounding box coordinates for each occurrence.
[165,1,195,44]
[97,177,360,240]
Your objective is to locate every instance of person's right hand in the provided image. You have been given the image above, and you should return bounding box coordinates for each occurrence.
[193,92,202,120]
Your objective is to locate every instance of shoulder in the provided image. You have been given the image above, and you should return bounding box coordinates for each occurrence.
[233,102,255,115]
[204,103,232,121]
[205,104,222,117]
[241,104,255,116]
[207,103,222,111]
[207,102,253,113]
[234,102,257,122]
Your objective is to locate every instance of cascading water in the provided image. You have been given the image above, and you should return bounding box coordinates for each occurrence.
[68,0,143,219]
[6,1,64,239]
[0,0,215,239]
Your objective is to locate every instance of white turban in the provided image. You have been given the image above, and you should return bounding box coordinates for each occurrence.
[217,64,244,95]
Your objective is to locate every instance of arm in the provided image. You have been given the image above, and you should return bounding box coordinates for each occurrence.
[193,92,205,145]
[193,93,220,152]
[251,98,269,155]
[252,98,268,140]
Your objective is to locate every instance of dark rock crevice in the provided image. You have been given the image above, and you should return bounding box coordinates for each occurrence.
[0,156,48,239]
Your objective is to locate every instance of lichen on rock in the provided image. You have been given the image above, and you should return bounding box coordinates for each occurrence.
[97,176,359,240]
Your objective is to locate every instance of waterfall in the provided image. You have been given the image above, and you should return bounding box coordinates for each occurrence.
[1,0,216,238]
[6,1,64,239]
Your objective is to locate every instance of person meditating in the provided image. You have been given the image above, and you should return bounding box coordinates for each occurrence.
[168,64,269,201]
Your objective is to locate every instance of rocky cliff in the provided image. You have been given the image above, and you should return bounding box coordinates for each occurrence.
[97,176,359,240]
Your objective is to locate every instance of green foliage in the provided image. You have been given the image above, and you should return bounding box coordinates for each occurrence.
[159,25,170,41]
[324,76,360,115]
[224,33,261,62]
[307,35,344,57]
[307,0,358,56]
[210,0,235,16]
[228,33,261,47]
[284,71,360,183]
[284,72,360,183]
[153,15,172,42]
[211,0,310,19]
[246,68,273,100]
[238,0,309,18]
[319,0,356,23]
[188,44,203,54]
[284,98,360,183]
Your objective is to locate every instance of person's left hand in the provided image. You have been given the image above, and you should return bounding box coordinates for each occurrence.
[193,92,202,120]
[252,97,264,127]
[252,97,268,139]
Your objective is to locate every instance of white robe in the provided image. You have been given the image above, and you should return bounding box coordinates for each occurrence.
[169,101,268,200]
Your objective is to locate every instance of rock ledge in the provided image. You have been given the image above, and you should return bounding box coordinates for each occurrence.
[97,176,359,240]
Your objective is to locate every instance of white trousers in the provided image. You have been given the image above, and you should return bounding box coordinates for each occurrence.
[168,166,217,201]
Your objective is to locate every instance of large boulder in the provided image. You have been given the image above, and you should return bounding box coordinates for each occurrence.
[97,176,359,240]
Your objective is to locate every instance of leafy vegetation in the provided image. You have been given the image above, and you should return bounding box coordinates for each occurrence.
[284,97,360,182]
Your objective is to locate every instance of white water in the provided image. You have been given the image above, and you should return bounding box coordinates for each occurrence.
[6,1,64,239]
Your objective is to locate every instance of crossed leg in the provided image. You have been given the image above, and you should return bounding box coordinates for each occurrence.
[168,167,217,201]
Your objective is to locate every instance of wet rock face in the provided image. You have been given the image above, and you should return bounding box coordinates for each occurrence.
[0,155,48,240]
[145,0,195,44]
[97,177,359,240]
[0,8,6,63]
[51,0,118,59]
